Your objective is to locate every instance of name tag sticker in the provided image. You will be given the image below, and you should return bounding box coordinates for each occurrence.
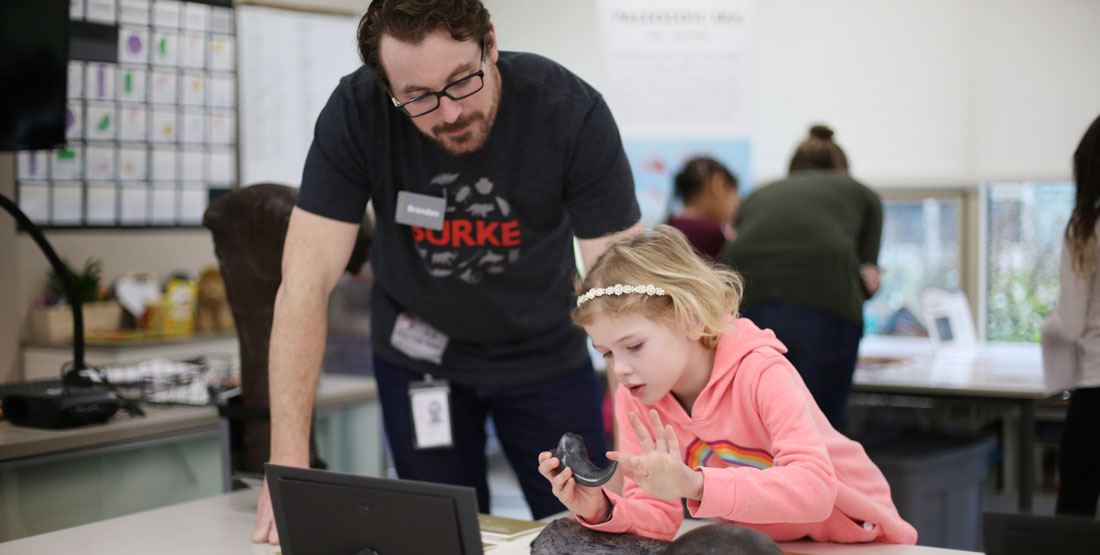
[391,313,449,365]
[395,191,446,230]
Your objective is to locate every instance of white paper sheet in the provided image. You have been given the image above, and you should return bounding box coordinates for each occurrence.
[86,183,119,224]
[119,27,150,65]
[86,145,118,180]
[51,184,85,225]
[17,183,50,224]
[152,146,179,180]
[17,151,50,180]
[180,31,206,69]
[86,0,117,24]
[180,110,206,144]
[150,108,178,142]
[179,182,207,224]
[65,103,83,140]
[151,186,178,224]
[50,147,84,181]
[120,184,150,224]
[120,105,148,141]
[119,0,151,25]
[153,0,182,28]
[119,146,149,181]
[180,72,206,106]
[150,70,178,104]
[238,5,360,187]
[209,36,234,72]
[183,2,211,31]
[85,63,117,101]
[85,102,118,141]
[118,67,148,102]
[181,148,205,181]
[68,62,84,98]
[151,30,179,66]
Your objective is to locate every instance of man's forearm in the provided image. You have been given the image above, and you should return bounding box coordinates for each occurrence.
[268,283,329,466]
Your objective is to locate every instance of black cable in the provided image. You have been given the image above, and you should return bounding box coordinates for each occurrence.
[0,193,86,381]
[58,360,146,417]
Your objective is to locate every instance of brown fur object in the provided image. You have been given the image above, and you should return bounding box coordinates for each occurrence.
[195,266,235,333]
[202,183,372,474]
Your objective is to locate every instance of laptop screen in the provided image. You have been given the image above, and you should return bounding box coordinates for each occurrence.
[266,464,483,555]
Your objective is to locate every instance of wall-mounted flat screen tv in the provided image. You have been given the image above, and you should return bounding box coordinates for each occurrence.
[0,0,69,151]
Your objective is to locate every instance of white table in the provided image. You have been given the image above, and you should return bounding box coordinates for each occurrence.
[853,337,1064,512]
[0,488,980,554]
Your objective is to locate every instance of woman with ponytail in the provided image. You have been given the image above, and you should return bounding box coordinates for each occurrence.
[720,124,883,432]
[1041,113,1100,517]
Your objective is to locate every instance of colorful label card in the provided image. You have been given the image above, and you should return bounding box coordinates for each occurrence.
[85,102,118,141]
[85,63,117,100]
[119,27,151,65]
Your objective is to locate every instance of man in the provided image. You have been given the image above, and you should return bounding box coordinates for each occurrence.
[252,0,641,544]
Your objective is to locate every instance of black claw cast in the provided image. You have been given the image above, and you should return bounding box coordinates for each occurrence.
[552,432,618,487]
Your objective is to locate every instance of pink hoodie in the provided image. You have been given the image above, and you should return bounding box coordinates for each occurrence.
[580,318,918,544]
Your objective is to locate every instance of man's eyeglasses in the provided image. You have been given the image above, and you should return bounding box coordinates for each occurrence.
[390,42,486,118]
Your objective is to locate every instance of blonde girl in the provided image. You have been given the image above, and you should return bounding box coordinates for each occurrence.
[537,225,916,544]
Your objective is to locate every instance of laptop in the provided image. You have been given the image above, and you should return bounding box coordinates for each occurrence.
[983,511,1100,555]
[265,464,483,555]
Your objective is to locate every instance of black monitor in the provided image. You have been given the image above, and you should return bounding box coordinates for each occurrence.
[983,511,1100,555]
[265,464,484,555]
[0,0,69,151]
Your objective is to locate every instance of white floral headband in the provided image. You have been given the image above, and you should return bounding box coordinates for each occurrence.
[576,284,667,307]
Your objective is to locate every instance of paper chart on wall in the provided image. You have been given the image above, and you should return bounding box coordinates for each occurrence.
[237,5,361,187]
[598,0,754,140]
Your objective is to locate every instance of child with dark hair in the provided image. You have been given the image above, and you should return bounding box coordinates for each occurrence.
[667,157,739,259]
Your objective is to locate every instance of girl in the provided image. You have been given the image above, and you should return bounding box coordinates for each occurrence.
[1041,113,1100,517]
[537,225,916,544]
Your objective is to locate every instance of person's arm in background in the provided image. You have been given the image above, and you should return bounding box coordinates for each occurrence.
[1043,242,1090,344]
[252,207,360,545]
[857,188,884,298]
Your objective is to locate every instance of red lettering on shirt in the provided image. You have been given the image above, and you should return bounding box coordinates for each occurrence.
[476,221,500,246]
[501,221,520,246]
[451,220,475,247]
[410,219,521,248]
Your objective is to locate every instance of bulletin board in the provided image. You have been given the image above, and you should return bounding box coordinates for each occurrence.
[14,0,238,228]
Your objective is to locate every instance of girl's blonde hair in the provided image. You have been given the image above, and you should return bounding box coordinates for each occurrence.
[572,225,744,346]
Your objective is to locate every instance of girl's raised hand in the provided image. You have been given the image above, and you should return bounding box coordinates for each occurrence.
[537,451,610,523]
[607,409,703,501]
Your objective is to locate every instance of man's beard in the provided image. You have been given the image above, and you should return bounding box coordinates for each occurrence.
[428,70,501,156]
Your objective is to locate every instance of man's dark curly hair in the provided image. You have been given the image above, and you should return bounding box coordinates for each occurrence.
[358,0,493,89]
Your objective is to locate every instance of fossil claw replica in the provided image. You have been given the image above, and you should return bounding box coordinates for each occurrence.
[552,432,618,487]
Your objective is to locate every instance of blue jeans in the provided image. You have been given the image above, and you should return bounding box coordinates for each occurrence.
[741,302,862,431]
[372,356,609,519]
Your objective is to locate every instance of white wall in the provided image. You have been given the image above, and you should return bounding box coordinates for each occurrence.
[484,0,1100,186]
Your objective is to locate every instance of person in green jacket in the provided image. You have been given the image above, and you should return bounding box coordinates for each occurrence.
[719,124,882,431]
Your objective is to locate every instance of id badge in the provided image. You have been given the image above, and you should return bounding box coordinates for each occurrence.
[391,313,449,365]
[395,191,446,231]
[409,376,453,449]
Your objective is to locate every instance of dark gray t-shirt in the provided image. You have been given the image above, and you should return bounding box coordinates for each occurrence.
[296,51,640,387]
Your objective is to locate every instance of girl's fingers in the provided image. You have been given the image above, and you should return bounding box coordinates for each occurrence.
[648,410,667,453]
[665,425,680,456]
[627,411,655,452]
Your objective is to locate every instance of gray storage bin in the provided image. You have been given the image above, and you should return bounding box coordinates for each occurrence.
[862,433,996,551]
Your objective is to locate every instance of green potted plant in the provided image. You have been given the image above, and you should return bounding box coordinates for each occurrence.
[29,257,122,343]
